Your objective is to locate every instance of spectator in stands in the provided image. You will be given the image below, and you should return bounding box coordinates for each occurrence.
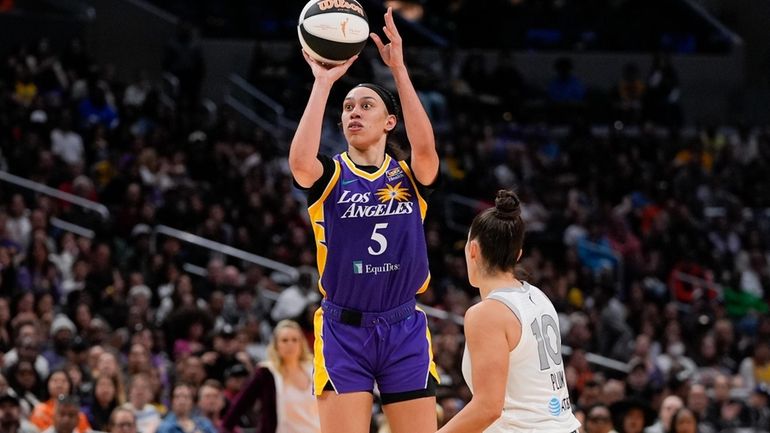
[122,373,160,433]
[162,21,205,111]
[156,383,215,433]
[221,364,249,403]
[644,52,682,128]
[50,112,84,168]
[108,408,137,433]
[668,407,700,433]
[42,315,76,371]
[6,194,31,253]
[645,395,683,433]
[738,340,770,389]
[616,63,645,123]
[78,85,118,130]
[0,393,37,433]
[747,384,770,431]
[548,57,585,103]
[5,321,49,380]
[12,67,37,108]
[30,371,90,433]
[40,395,81,433]
[610,398,655,433]
[584,404,614,433]
[685,384,714,433]
[195,380,225,430]
[6,360,42,416]
[83,375,121,431]
[221,320,319,433]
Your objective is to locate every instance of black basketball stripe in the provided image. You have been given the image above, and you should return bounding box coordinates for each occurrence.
[300,25,366,61]
[302,0,367,20]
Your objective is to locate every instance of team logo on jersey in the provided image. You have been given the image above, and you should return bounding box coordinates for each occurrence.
[386,167,405,182]
[375,182,411,203]
[548,397,561,416]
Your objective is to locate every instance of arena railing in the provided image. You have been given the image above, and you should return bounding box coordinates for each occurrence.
[671,270,724,303]
[49,217,96,239]
[0,170,110,220]
[224,73,298,142]
[150,224,300,282]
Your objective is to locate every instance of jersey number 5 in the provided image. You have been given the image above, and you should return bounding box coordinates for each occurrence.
[531,314,562,370]
[368,223,389,256]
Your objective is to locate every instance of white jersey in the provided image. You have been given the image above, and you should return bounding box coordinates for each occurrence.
[461,283,581,433]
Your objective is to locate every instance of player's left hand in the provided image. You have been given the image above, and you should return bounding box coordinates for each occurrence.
[370,7,404,70]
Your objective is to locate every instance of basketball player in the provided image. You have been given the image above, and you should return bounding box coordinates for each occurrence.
[289,7,439,433]
[437,190,581,433]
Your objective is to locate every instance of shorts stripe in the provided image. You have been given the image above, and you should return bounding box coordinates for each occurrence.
[417,307,440,385]
[313,307,334,395]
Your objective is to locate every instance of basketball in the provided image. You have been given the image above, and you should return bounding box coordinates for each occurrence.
[297,0,369,65]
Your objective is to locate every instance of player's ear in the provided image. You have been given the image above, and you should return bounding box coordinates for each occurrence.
[468,239,480,260]
[384,114,397,132]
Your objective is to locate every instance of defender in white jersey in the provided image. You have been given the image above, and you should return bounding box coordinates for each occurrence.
[437,190,580,433]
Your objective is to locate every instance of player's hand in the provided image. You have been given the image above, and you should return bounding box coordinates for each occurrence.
[302,50,358,84]
[370,7,404,70]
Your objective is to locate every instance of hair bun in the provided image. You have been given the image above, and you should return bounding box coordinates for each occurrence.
[494,190,521,220]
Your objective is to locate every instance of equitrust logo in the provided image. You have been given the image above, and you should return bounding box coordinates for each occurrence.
[352,260,400,275]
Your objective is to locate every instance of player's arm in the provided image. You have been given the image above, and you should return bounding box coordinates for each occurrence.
[437,301,519,433]
[290,52,358,188]
[371,8,438,186]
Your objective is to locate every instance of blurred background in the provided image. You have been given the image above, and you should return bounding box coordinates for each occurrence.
[0,0,769,432]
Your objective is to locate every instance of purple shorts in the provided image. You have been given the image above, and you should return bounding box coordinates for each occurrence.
[312,299,439,396]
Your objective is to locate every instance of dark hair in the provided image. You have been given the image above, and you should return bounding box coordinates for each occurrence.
[669,407,697,433]
[45,369,74,400]
[354,83,400,120]
[468,190,525,275]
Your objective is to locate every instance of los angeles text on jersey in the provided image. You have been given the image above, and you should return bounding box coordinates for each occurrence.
[337,190,414,219]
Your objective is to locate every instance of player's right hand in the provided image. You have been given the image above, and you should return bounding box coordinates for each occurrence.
[302,50,358,84]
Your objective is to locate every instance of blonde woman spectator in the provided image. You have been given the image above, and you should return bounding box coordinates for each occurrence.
[222,320,320,433]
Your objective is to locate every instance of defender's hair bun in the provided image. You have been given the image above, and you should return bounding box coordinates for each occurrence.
[494,190,521,220]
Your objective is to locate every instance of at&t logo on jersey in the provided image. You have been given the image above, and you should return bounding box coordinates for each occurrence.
[548,397,561,416]
[337,182,414,219]
[547,396,572,416]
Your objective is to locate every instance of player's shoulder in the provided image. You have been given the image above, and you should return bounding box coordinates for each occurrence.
[465,298,514,328]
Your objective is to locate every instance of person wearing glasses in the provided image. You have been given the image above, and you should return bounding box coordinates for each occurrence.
[109,408,137,433]
[585,404,615,433]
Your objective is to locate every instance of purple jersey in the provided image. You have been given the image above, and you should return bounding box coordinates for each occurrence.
[307,152,430,312]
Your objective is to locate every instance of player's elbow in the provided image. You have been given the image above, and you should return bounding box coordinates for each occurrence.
[288,155,311,177]
[473,398,504,427]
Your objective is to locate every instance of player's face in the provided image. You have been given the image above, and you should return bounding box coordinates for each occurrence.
[341,87,396,148]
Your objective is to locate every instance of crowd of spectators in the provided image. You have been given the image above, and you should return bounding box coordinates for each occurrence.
[147,0,734,53]
[0,22,768,433]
